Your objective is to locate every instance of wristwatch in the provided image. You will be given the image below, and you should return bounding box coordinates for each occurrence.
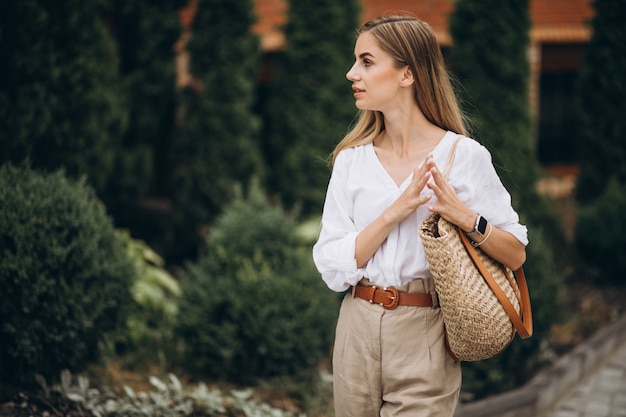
[467,214,488,242]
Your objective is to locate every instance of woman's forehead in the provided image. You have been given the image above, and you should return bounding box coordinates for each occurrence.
[354,32,382,57]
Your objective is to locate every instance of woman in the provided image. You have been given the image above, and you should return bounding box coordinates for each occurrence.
[312,15,528,417]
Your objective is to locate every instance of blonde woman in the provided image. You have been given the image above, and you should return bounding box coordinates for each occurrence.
[312,15,528,417]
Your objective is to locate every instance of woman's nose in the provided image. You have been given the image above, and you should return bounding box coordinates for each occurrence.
[346,62,358,81]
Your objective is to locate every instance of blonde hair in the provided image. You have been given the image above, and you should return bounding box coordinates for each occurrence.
[332,15,468,165]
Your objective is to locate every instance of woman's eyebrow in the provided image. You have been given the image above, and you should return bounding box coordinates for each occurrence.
[356,52,374,59]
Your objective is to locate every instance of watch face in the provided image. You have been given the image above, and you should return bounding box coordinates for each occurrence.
[477,216,488,234]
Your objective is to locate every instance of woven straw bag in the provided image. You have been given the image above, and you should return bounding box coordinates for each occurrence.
[418,137,533,362]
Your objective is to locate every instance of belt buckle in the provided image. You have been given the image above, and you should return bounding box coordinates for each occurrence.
[378,286,399,310]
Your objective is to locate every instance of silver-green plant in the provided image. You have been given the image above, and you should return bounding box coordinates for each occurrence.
[36,370,304,417]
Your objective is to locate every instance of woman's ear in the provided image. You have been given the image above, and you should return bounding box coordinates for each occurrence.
[400,66,414,87]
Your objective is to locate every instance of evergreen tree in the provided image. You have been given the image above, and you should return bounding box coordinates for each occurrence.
[167,0,264,261]
[261,0,360,214]
[449,0,539,215]
[574,0,626,283]
[449,0,564,399]
[0,0,125,193]
[102,0,183,220]
[575,0,626,203]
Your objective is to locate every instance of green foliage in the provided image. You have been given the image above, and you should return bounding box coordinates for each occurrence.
[575,180,626,283]
[176,184,339,382]
[573,0,626,284]
[33,370,300,417]
[112,231,181,365]
[260,0,361,214]
[449,0,551,228]
[101,0,183,213]
[575,0,626,203]
[0,165,135,385]
[0,0,126,194]
[167,0,265,262]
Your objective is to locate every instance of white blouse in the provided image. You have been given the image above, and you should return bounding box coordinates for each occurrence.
[312,131,528,292]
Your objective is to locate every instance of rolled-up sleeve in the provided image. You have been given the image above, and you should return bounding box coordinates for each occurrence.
[312,150,364,292]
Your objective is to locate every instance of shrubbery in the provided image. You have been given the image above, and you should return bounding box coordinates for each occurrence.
[111,231,182,367]
[575,180,626,283]
[0,165,135,385]
[176,184,340,382]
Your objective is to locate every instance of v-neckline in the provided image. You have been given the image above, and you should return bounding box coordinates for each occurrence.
[367,131,455,189]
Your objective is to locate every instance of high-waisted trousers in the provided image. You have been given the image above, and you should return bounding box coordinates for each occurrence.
[332,278,461,417]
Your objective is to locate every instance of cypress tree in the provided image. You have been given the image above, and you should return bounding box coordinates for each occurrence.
[574,0,626,283]
[0,0,125,193]
[575,0,626,203]
[449,0,563,399]
[102,0,183,219]
[449,0,538,214]
[167,0,264,261]
[261,0,360,214]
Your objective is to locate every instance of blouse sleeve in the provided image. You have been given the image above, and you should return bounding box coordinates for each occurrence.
[450,139,529,246]
[312,150,365,292]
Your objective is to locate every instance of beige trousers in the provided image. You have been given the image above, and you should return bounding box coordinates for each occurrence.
[332,278,461,417]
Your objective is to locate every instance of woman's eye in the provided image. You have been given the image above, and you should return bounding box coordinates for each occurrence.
[363,59,371,67]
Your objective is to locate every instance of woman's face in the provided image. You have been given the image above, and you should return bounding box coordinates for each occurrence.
[346,32,408,112]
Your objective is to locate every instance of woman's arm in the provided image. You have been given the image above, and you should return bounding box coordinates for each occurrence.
[425,163,527,271]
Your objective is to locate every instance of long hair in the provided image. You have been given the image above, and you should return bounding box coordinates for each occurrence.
[332,15,468,165]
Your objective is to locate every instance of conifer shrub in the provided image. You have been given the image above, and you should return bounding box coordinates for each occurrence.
[575,0,626,203]
[176,184,340,382]
[260,0,360,215]
[574,0,626,285]
[110,230,181,367]
[0,165,135,386]
[0,0,125,194]
[574,180,626,283]
[166,0,264,262]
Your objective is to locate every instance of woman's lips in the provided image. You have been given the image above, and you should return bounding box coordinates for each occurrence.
[352,86,365,97]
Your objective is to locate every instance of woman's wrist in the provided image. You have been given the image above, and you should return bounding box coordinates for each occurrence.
[460,210,479,233]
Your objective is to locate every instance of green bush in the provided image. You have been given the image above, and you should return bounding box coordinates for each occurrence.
[260,0,360,214]
[575,179,626,283]
[110,231,181,367]
[575,0,626,203]
[0,0,126,194]
[176,185,340,382]
[0,165,135,385]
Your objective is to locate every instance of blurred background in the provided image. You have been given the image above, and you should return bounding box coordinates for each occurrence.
[1,0,625,416]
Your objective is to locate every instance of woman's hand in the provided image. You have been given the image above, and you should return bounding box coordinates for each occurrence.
[425,163,475,232]
[425,163,526,270]
[384,155,437,223]
[354,154,436,268]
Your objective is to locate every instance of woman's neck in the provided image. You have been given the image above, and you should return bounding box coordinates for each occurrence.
[377,107,444,158]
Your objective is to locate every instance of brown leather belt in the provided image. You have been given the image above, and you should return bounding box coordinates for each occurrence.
[351,283,435,310]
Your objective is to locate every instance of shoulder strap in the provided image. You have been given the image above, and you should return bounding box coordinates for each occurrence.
[442,136,462,180]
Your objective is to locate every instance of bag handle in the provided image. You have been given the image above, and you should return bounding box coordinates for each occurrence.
[442,135,533,339]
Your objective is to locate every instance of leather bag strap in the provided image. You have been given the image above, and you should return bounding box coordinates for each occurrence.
[458,229,533,338]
